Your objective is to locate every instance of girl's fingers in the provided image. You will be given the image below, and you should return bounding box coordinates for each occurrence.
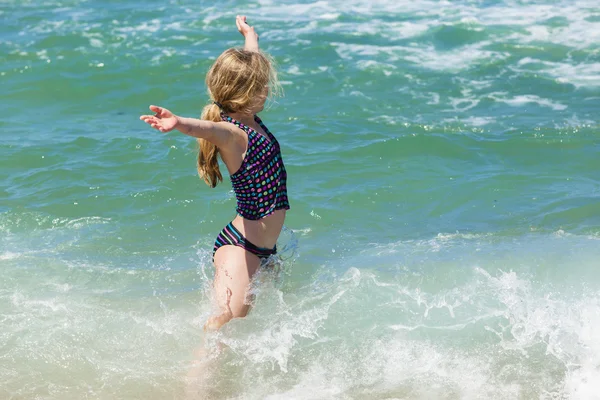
[141,110,172,132]
[236,15,249,31]
[150,105,166,117]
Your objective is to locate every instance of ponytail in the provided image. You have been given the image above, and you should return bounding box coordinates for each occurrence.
[198,47,278,187]
[197,103,223,188]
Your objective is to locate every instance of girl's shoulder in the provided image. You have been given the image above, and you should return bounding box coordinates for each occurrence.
[220,121,253,154]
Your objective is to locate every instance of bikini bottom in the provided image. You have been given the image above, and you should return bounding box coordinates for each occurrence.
[213,222,277,261]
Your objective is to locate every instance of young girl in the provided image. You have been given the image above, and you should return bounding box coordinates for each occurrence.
[140,16,289,331]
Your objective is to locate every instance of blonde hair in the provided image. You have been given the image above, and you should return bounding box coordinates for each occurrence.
[198,48,280,188]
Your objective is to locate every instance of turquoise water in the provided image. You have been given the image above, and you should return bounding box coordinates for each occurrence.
[2,0,600,398]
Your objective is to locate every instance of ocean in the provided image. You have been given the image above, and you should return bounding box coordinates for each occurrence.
[2,0,600,398]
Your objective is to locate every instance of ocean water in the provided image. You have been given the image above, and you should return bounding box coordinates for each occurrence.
[2,0,600,398]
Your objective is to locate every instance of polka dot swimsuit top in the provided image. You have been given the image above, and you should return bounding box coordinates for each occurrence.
[222,113,290,220]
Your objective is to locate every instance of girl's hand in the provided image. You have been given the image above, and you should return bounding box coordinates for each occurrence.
[236,15,258,41]
[139,105,179,133]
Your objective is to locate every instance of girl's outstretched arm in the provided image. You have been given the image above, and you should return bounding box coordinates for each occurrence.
[140,105,234,148]
[236,15,259,52]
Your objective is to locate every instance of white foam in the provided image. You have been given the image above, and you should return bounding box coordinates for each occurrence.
[515,58,600,89]
[550,63,600,89]
[0,252,20,260]
[285,65,303,76]
[198,238,600,396]
[323,19,431,40]
[252,0,600,90]
[407,42,509,72]
[506,16,600,50]
[563,300,600,398]
[150,48,181,64]
[252,0,598,51]
[11,292,68,313]
[333,40,510,73]
[4,228,600,398]
[61,216,112,229]
[448,92,480,112]
[28,20,66,34]
[491,93,568,111]
[461,116,497,127]
[476,267,600,396]
[115,19,162,34]
[255,0,338,20]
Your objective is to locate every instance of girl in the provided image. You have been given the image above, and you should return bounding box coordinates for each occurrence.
[140,16,289,331]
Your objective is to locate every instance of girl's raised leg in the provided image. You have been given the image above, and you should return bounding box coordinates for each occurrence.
[204,245,261,331]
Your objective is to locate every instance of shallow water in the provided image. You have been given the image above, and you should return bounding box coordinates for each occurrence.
[2,0,600,398]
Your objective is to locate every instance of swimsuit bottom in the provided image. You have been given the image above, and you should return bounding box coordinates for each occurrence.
[213,222,277,261]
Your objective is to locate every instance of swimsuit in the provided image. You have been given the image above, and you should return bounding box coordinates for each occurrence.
[212,113,289,260]
[225,113,290,219]
[213,222,277,260]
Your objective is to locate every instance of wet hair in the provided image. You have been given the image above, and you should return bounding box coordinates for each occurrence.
[198,48,279,188]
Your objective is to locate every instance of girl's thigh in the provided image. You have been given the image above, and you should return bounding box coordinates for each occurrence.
[213,245,261,318]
